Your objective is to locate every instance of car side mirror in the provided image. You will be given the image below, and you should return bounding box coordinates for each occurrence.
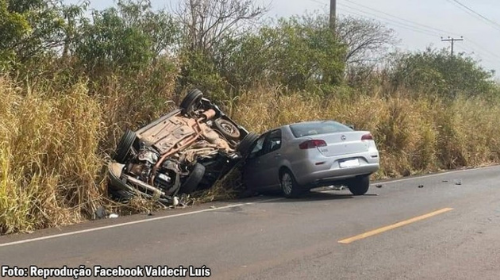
[348,124,355,130]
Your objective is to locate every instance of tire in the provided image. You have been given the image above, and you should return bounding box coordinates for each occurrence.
[180,89,203,115]
[347,175,370,196]
[236,133,259,157]
[180,163,206,194]
[114,129,136,163]
[214,118,241,140]
[280,169,302,198]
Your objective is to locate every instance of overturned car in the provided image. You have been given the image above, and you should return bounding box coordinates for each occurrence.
[107,89,258,205]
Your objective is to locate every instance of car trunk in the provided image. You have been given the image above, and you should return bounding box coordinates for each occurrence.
[315,131,370,157]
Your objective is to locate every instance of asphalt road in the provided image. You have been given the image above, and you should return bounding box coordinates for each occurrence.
[2,166,500,279]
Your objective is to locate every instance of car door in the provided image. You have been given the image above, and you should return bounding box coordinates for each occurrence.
[242,133,268,190]
[251,129,283,189]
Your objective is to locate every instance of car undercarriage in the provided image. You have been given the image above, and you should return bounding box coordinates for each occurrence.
[107,89,258,205]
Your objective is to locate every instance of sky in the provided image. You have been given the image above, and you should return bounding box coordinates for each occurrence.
[67,0,500,78]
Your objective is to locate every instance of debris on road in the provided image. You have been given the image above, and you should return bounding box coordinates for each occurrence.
[95,206,107,219]
[109,213,119,219]
[172,196,179,206]
[328,185,345,191]
[375,184,383,188]
[418,185,424,188]
[454,179,462,185]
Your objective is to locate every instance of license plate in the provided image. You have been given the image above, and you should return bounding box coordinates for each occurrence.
[339,159,360,168]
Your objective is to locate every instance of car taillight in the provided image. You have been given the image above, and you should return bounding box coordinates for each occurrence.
[361,133,374,141]
[299,140,327,149]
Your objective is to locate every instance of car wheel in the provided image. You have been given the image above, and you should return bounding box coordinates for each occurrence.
[180,89,203,115]
[114,129,136,163]
[236,133,259,157]
[280,170,302,198]
[214,118,241,140]
[347,175,370,196]
[179,163,206,194]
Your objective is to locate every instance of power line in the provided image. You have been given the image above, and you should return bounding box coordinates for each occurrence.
[309,0,328,7]
[451,0,500,28]
[445,0,500,32]
[338,4,441,37]
[311,0,449,37]
[319,0,500,68]
[457,45,497,65]
[339,9,436,37]
[463,41,500,62]
[338,1,500,63]
[444,40,500,64]
[344,0,461,37]
[455,44,475,55]
[311,0,328,8]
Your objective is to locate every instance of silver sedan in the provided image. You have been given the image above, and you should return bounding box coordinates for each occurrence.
[242,121,380,197]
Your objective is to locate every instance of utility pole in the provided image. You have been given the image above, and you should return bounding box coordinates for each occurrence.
[330,0,336,35]
[441,36,464,56]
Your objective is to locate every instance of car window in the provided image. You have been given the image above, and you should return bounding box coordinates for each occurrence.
[290,121,353,138]
[264,129,282,153]
[248,134,266,158]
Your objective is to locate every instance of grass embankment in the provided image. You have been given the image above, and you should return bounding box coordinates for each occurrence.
[233,87,500,176]
[0,79,103,234]
[1,78,500,234]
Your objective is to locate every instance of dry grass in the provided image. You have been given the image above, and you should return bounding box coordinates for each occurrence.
[232,86,500,179]
[2,78,500,234]
[189,165,245,204]
[0,78,104,234]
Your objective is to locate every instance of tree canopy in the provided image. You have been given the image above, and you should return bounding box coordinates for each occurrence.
[0,0,496,99]
[390,48,496,98]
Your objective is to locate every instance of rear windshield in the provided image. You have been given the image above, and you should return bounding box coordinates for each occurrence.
[290,121,353,138]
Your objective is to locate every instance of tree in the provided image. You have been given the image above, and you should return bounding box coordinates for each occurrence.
[174,0,267,96]
[74,0,179,76]
[389,48,496,98]
[216,14,346,92]
[0,0,37,70]
[336,15,395,67]
[0,0,89,73]
[335,16,396,85]
[175,0,267,54]
[115,0,180,57]
[8,0,68,64]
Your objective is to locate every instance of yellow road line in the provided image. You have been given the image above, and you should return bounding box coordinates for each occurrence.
[338,208,454,244]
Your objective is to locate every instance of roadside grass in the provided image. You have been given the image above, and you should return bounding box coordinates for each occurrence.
[232,86,500,178]
[0,78,104,234]
[2,77,500,233]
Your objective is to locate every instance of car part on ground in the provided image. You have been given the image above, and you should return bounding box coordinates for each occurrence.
[107,89,252,205]
[242,121,380,198]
